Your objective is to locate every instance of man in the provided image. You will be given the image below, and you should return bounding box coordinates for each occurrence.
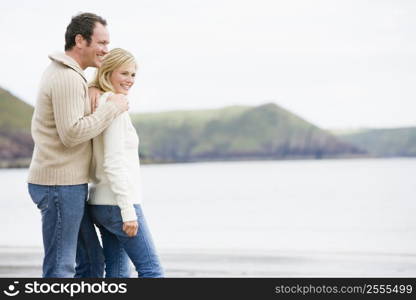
[27,12,128,278]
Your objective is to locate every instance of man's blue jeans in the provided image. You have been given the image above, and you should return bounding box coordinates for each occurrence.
[88,204,164,278]
[28,183,104,278]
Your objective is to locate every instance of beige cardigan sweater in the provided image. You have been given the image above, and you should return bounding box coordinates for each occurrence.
[28,53,123,185]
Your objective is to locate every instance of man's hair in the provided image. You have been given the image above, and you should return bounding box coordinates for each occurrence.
[90,48,137,93]
[64,12,107,51]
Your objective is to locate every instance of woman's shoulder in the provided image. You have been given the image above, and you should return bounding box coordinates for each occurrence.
[97,91,114,107]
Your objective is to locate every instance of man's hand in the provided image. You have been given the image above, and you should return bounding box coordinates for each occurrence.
[123,221,139,237]
[88,87,102,113]
[108,94,129,112]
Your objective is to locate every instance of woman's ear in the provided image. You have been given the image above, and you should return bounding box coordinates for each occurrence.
[103,72,114,91]
[106,72,113,83]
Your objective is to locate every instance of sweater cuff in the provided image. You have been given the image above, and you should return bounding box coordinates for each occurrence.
[121,206,137,222]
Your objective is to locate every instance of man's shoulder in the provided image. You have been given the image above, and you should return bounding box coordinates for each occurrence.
[43,61,86,87]
[50,61,85,79]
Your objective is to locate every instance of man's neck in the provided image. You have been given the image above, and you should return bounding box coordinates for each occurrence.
[65,50,86,70]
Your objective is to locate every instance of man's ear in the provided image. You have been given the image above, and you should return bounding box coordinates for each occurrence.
[75,34,85,49]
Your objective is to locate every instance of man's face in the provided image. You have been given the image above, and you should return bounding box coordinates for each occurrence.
[81,22,109,69]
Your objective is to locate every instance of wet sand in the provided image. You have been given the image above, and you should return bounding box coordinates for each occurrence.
[1,247,416,277]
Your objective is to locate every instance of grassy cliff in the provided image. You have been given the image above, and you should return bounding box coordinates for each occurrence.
[336,127,416,157]
[0,87,34,166]
[132,103,365,162]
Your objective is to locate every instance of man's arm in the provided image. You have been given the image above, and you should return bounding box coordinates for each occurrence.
[88,86,102,113]
[51,71,128,148]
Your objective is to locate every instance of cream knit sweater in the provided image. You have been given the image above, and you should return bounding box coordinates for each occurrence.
[88,92,143,222]
[28,53,123,185]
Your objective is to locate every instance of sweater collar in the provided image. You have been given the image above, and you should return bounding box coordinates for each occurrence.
[48,52,87,82]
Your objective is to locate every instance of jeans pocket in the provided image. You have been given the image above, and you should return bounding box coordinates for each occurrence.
[89,205,115,226]
[28,184,49,212]
[108,206,123,225]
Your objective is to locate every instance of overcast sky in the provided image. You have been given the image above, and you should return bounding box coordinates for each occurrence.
[1,0,415,129]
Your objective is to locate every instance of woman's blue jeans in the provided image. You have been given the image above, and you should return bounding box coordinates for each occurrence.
[87,204,164,278]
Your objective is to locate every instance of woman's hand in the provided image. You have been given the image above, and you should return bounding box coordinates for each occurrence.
[88,86,102,112]
[123,221,139,237]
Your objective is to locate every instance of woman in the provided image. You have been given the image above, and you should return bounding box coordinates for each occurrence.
[84,48,163,278]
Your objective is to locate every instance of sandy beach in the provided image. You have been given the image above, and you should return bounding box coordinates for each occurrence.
[1,247,416,277]
[2,162,416,278]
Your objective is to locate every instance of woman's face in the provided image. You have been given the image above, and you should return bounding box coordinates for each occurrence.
[110,62,136,95]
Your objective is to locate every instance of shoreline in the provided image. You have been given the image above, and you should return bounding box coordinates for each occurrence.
[1,155,414,170]
[1,246,416,278]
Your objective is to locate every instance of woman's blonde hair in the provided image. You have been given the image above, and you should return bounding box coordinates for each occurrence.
[90,48,136,93]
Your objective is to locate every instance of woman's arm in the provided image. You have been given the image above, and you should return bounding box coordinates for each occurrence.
[102,112,138,235]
